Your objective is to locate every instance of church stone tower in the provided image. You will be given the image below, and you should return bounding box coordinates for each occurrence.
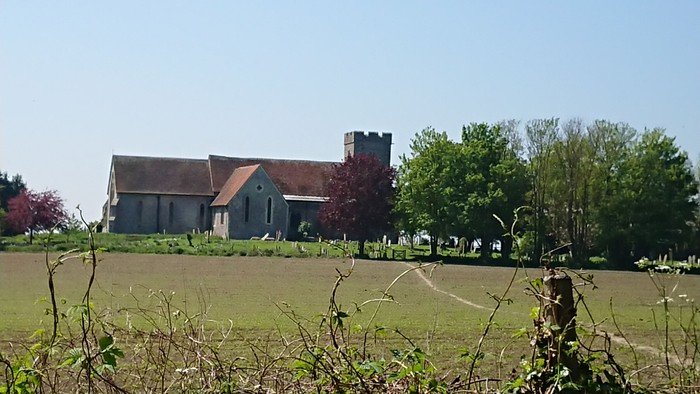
[343,131,392,166]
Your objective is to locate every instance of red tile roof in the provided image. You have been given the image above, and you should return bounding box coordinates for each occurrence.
[208,155,335,197]
[112,155,214,196]
[210,165,260,207]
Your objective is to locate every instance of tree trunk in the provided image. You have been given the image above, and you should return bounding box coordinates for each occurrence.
[501,237,513,264]
[29,229,34,245]
[534,210,544,265]
[358,240,365,257]
[429,235,438,257]
[480,237,491,261]
[542,273,580,379]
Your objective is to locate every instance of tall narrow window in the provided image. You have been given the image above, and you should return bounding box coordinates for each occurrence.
[220,209,224,224]
[199,204,205,228]
[137,200,143,225]
[266,197,272,224]
[168,201,174,227]
[244,196,250,222]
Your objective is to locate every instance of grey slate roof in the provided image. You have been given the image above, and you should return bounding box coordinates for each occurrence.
[208,155,335,197]
[112,155,214,196]
[111,154,337,198]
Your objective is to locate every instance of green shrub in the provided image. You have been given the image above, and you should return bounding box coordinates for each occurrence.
[587,256,607,266]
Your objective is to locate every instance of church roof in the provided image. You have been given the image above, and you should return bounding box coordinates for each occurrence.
[210,165,260,207]
[208,155,335,197]
[111,155,214,196]
[110,154,337,198]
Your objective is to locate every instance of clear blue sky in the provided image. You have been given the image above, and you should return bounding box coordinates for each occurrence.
[1,2,698,221]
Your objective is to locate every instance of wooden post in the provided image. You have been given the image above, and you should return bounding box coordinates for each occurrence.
[543,273,579,378]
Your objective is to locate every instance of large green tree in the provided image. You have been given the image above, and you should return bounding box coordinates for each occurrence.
[600,129,698,264]
[395,128,461,257]
[527,119,637,266]
[587,121,637,260]
[395,124,527,260]
[398,120,697,266]
[546,119,598,265]
[524,118,559,263]
[457,122,528,261]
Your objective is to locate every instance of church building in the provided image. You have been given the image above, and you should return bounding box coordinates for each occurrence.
[102,131,392,239]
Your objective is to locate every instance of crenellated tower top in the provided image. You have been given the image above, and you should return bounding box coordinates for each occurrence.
[343,131,392,166]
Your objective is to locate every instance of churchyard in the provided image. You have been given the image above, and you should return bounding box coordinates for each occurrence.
[1,251,699,391]
[0,231,493,263]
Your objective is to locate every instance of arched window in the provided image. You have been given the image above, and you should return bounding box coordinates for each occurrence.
[199,203,205,227]
[168,201,174,227]
[244,196,250,223]
[266,197,272,224]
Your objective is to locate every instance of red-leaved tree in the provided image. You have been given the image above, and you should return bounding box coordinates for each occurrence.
[319,154,396,256]
[5,189,67,243]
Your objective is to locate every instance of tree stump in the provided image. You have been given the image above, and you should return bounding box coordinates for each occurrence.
[543,272,580,379]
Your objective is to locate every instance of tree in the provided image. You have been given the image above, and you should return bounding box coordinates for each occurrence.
[457,122,528,262]
[601,129,698,264]
[525,118,559,263]
[525,119,636,266]
[0,208,6,235]
[62,213,86,243]
[0,171,27,235]
[0,171,26,211]
[395,128,461,257]
[318,154,395,256]
[396,124,527,259]
[497,119,525,156]
[587,120,637,260]
[523,119,641,266]
[546,119,597,265]
[5,189,67,244]
[298,221,312,238]
[694,156,700,254]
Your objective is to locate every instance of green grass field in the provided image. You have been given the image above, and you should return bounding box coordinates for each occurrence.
[1,252,699,380]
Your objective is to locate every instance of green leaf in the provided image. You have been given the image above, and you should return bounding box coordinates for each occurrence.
[98,335,114,351]
[111,347,124,358]
[63,347,85,368]
[530,277,543,290]
[511,327,529,339]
